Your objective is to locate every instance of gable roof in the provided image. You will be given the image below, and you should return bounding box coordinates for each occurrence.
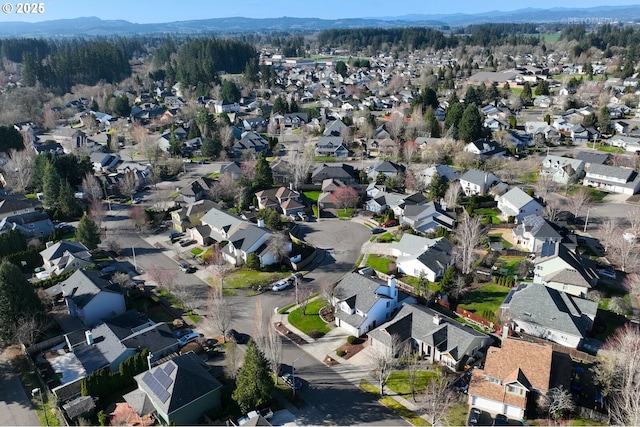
[200,207,245,242]
[369,160,406,174]
[60,269,122,309]
[515,215,561,240]
[501,282,598,339]
[499,187,539,212]
[575,151,609,165]
[225,222,268,253]
[41,241,90,262]
[483,338,553,391]
[537,241,598,288]
[334,273,395,328]
[460,169,499,188]
[135,352,222,416]
[311,163,356,182]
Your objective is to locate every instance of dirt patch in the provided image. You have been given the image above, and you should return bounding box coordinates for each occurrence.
[323,355,340,366]
[335,338,366,360]
[274,322,308,345]
[3,345,23,364]
[319,305,334,323]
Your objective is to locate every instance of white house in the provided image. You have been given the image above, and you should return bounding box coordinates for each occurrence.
[533,241,599,298]
[332,273,415,337]
[500,282,598,349]
[459,169,500,196]
[512,215,562,253]
[392,235,454,282]
[540,155,585,185]
[582,163,640,195]
[497,187,543,223]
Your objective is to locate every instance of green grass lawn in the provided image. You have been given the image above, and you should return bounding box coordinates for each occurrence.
[567,185,608,202]
[446,402,472,427]
[386,370,437,398]
[473,208,501,224]
[489,234,513,249]
[224,268,288,290]
[288,298,331,336]
[494,256,526,275]
[303,191,321,203]
[597,145,624,154]
[359,380,429,426]
[314,156,335,162]
[376,232,395,243]
[458,284,512,318]
[337,208,355,218]
[190,247,203,256]
[400,275,441,293]
[365,255,396,274]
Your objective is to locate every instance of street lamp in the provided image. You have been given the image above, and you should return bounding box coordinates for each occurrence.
[31,387,48,426]
[292,357,300,398]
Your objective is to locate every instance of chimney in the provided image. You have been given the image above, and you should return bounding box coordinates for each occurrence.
[85,330,94,346]
[387,275,397,298]
[257,218,265,228]
[46,241,54,248]
[502,325,510,340]
[433,314,441,325]
[289,182,294,190]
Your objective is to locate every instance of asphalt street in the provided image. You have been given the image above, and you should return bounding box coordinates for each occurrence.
[0,351,41,426]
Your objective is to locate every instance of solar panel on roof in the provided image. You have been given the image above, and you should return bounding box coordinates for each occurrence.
[142,372,163,397]
[158,389,171,403]
[163,363,175,375]
[541,240,555,258]
[154,370,172,389]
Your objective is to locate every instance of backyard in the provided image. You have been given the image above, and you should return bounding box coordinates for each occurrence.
[457,283,512,321]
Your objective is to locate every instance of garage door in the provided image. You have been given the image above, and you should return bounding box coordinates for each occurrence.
[471,396,503,413]
[505,404,523,419]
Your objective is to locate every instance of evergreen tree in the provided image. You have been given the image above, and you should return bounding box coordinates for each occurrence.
[444,101,464,134]
[168,131,182,156]
[112,95,131,117]
[0,261,43,341]
[521,82,533,104]
[289,99,299,113]
[427,172,448,201]
[424,107,441,138]
[221,80,241,103]
[272,96,288,115]
[232,340,274,413]
[42,162,61,209]
[0,125,24,153]
[534,79,550,96]
[335,60,348,77]
[197,108,216,138]
[76,213,101,250]
[21,51,37,87]
[458,103,483,143]
[57,180,81,219]
[89,98,99,111]
[245,253,260,270]
[464,86,482,107]
[202,137,221,159]
[254,154,273,189]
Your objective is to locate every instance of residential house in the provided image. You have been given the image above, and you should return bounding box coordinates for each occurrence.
[497,187,543,223]
[609,135,640,153]
[468,338,570,420]
[369,304,492,371]
[392,235,454,282]
[582,163,640,195]
[199,206,245,244]
[176,177,215,204]
[316,136,349,158]
[233,131,268,157]
[0,193,40,219]
[365,185,427,216]
[311,164,357,185]
[126,352,222,425]
[401,202,456,234]
[57,269,126,327]
[420,164,460,189]
[269,159,294,185]
[172,200,218,232]
[283,113,308,128]
[500,282,598,349]
[512,215,562,253]
[323,119,348,137]
[255,186,305,216]
[242,117,268,132]
[91,153,122,173]
[318,179,358,210]
[575,151,609,169]
[332,273,416,337]
[533,241,599,298]
[367,160,406,181]
[570,124,600,143]
[540,155,585,185]
[459,169,500,196]
[464,139,507,160]
[67,310,179,374]
[52,128,88,149]
[212,100,240,114]
[219,161,243,179]
[40,241,93,277]
[0,211,55,239]
[221,222,290,267]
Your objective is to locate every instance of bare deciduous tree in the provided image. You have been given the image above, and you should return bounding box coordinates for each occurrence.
[609,233,639,273]
[88,199,107,229]
[118,170,138,201]
[241,159,256,183]
[82,172,104,201]
[2,148,34,193]
[369,333,401,396]
[111,272,131,288]
[600,218,620,253]
[403,140,419,165]
[454,211,485,275]
[262,314,282,384]
[567,187,592,222]
[626,205,640,237]
[402,342,420,402]
[333,186,359,213]
[624,273,640,297]
[225,339,241,380]
[12,313,45,347]
[287,142,314,190]
[267,232,291,265]
[386,111,406,143]
[534,173,556,203]
[210,172,239,203]
[420,368,455,427]
[298,287,312,315]
[207,285,233,342]
[543,199,562,222]
[443,181,461,210]
[146,266,177,289]
[538,386,575,421]
[593,324,640,426]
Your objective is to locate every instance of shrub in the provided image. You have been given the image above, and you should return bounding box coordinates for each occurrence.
[347,335,357,345]
[336,349,346,357]
[308,330,323,339]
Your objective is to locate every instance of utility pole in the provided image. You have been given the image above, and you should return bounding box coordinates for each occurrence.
[292,357,300,398]
[583,207,591,233]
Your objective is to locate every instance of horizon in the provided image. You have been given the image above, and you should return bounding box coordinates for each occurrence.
[0,0,637,24]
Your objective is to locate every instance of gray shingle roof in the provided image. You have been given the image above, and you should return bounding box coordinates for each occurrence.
[460,169,499,188]
[60,269,122,309]
[587,163,636,182]
[334,273,395,328]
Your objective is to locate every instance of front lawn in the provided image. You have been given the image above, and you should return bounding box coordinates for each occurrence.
[597,145,624,154]
[190,247,203,256]
[224,268,289,290]
[288,298,331,336]
[365,255,396,274]
[386,370,437,398]
[567,185,608,202]
[337,208,355,218]
[303,191,321,203]
[457,284,511,319]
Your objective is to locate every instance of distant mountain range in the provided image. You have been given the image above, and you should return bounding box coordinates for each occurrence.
[2,5,640,38]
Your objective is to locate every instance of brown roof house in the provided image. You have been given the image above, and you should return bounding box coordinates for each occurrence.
[467,338,570,421]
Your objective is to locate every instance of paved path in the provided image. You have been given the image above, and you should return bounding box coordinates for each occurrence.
[0,351,41,426]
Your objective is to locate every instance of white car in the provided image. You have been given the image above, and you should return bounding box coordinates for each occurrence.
[272,280,289,291]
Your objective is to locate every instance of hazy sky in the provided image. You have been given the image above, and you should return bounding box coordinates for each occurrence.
[0,0,636,23]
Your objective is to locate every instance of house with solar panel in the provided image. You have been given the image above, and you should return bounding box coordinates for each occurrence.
[500,282,598,349]
[126,352,222,425]
[533,241,599,298]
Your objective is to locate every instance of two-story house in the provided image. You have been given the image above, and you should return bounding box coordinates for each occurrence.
[459,169,501,196]
[582,163,640,195]
[392,234,454,282]
[540,155,585,185]
[400,202,456,235]
[369,304,492,371]
[512,215,562,253]
[534,241,599,298]
[255,186,305,216]
[171,200,218,232]
[221,222,291,267]
[464,139,506,160]
[39,241,93,278]
[500,282,598,349]
[316,136,349,158]
[332,273,415,337]
[232,131,268,158]
[468,338,570,420]
[497,187,543,223]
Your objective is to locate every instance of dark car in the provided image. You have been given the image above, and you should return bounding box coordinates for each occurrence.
[381,219,398,227]
[169,231,184,240]
[174,328,193,339]
[180,239,197,247]
[370,227,385,234]
[225,329,247,344]
[281,372,302,390]
[493,414,508,426]
[467,408,482,426]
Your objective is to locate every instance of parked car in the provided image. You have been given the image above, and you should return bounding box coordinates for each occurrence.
[272,280,289,291]
[178,332,203,347]
[180,239,197,247]
[169,231,184,240]
[297,211,309,222]
[99,266,116,274]
[225,329,247,344]
[281,372,302,390]
[370,227,385,234]
[288,272,303,283]
[493,414,508,426]
[467,408,481,426]
[179,263,196,273]
[597,269,616,280]
[132,197,142,204]
[381,219,398,228]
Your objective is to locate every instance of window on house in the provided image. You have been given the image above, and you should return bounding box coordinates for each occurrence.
[506,385,523,395]
[386,301,390,307]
